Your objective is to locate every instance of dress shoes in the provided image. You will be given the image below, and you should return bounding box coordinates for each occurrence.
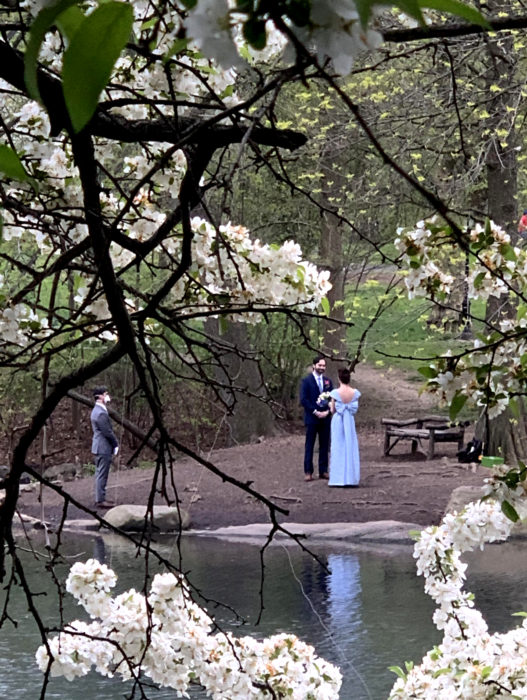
[95,500,115,508]
[304,474,314,482]
[319,472,329,480]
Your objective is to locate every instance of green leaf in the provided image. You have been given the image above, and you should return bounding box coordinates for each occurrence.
[242,17,267,50]
[220,84,234,99]
[449,391,467,420]
[421,0,490,28]
[429,645,442,661]
[501,499,520,523]
[24,0,80,103]
[472,271,486,289]
[180,0,197,7]
[517,304,527,321]
[388,665,407,680]
[392,0,425,24]
[354,0,374,27]
[433,667,452,678]
[320,296,330,316]
[0,145,31,182]
[512,611,527,617]
[62,2,134,133]
[212,293,231,305]
[418,365,438,379]
[56,5,85,43]
[500,243,517,262]
[163,37,189,62]
[509,398,520,419]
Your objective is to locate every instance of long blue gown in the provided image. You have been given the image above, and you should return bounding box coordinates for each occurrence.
[328,388,360,486]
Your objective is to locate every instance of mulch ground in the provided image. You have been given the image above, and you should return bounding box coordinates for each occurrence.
[17,426,488,530]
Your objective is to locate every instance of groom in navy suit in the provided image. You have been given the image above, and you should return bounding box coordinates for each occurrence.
[300,356,333,481]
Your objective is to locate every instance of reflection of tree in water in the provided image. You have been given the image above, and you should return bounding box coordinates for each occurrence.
[93,537,106,564]
[301,554,329,608]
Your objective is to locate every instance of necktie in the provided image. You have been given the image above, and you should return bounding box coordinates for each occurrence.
[318,375,323,392]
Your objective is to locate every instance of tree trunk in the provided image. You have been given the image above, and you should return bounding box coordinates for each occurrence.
[318,126,349,380]
[204,319,276,445]
[480,405,527,465]
[481,15,527,464]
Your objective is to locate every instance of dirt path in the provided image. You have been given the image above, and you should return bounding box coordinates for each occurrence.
[17,364,487,529]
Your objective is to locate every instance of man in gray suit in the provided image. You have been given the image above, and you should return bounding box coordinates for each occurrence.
[91,386,119,508]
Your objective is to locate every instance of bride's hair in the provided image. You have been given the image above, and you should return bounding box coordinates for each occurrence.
[338,368,351,384]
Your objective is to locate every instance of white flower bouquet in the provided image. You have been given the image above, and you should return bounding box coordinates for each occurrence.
[317,391,331,410]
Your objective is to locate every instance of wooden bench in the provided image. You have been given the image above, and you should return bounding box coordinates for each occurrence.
[381,415,467,460]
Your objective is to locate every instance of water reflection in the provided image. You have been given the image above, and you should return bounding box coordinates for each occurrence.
[327,553,361,624]
[92,535,106,564]
[1,535,526,699]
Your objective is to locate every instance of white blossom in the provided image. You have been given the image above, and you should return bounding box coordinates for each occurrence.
[389,461,527,699]
[37,559,342,698]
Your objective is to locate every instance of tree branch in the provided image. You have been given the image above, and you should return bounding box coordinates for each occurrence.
[0,40,306,151]
[383,14,527,43]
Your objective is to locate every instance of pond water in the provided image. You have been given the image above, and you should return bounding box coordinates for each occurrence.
[1,533,527,699]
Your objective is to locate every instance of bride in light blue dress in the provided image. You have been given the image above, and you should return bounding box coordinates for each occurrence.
[328,367,360,487]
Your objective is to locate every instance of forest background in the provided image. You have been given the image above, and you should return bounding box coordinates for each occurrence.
[1,0,525,463]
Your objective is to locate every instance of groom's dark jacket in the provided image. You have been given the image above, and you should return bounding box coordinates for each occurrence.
[300,373,333,426]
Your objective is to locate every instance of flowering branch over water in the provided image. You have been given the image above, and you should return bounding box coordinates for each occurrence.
[389,462,527,698]
[36,559,342,698]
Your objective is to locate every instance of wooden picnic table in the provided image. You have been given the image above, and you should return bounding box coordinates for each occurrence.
[381,415,467,460]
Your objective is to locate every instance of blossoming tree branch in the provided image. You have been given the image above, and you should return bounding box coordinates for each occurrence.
[395,218,527,422]
[36,559,343,697]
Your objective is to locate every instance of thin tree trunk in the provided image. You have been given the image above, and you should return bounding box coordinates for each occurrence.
[204,319,275,445]
[318,126,349,380]
[481,13,527,464]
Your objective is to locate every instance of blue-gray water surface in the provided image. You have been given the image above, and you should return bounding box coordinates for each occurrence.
[1,533,526,699]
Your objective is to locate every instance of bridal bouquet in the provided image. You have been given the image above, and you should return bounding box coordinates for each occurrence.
[317,391,332,411]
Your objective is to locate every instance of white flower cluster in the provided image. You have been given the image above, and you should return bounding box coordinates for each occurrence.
[0,1,339,349]
[396,218,527,417]
[36,558,342,698]
[21,1,239,115]
[0,303,49,346]
[292,0,383,76]
[158,217,332,320]
[394,218,455,300]
[185,0,382,75]
[389,465,527,698]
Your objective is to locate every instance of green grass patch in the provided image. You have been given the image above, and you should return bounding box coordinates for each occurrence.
[345,279,485,374]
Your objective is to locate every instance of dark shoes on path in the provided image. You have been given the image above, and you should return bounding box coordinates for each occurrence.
[304,473,329,481]
[95,500,116,508]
